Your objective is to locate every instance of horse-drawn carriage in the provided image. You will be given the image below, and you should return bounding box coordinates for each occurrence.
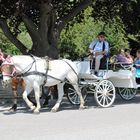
[64,58,140,108]
[0,53,139,113]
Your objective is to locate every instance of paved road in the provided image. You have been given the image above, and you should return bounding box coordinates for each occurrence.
[1,95,140,140]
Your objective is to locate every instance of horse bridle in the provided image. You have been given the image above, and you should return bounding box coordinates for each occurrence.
[0,53,15,77]
[0,55,37,78]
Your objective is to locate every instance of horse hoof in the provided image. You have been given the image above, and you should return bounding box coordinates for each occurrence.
[3,109,16,114]
[30,106,36,111]
[51,108,57,113]
[34,111,40,115]
[33,110,40,114]
[8,108,16,112]
[79,105,86,110]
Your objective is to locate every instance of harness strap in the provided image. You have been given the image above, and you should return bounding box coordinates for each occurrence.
[30,54,37,70]
[62,60,78,77]
[44,57,49,81]
[47,74,63,83]
[22,56,36,75]
[23,71,46,77]
[20,71,63,83]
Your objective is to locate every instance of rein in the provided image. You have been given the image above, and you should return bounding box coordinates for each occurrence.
[12,56,63,82]
[21,55,36,75]
[62,59,78,77]
[21,71,63,82]
[1,55,75,83]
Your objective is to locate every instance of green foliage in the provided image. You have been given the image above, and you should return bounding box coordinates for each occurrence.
[17,23,32,49]
[59,7,129,60]
[0,30,21,54]
[104,17,129,55]
[0,23,32,54]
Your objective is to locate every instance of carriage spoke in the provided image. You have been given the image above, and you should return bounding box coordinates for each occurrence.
[103,81,107,90]
[105,97,109,105]
[106,83,111,90]
[106,95,112,101]
[127,90,130,98]
[76,95,80,104]
[97,94,103,99]
[127,90,131,97]
[74,95,78,103]
[68,91,76,96]
[107,93,114,96]
[98,86,103,92]
[107,88,113,93]
[119,88,137,100]
[66,84,88,105]
[97,90,103,94]
[71,94,77,101]
[102,81,105,89]
[123,89,127,96]
[130,89,135,95]
[99,96,104,103]
[103,96,106,106]
[106,82,112,90]
[95,80,115,108]
[69,88,75,92]
[119,88,126,94]
[126,89,130,98]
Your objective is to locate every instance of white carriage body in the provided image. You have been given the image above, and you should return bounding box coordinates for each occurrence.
[75,60,139,89]
[67,60,138,107]
[105,70,137,88]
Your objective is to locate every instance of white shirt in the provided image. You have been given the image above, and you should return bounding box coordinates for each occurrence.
[89,40,109,52]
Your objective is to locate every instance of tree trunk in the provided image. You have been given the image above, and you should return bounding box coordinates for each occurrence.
[27,2,59,59]
[30,37,59,58]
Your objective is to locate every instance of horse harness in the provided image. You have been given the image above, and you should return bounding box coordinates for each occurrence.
[10,55,78,83]
[12,55,60,82]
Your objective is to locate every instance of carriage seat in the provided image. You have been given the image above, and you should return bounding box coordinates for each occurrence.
[109,62,133,71]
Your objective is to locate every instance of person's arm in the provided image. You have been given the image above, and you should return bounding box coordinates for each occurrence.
[134,58,140,67]
[135,64,140,67]
[135,63,140,67]
[129,57,134,63]
[89,40,96,54]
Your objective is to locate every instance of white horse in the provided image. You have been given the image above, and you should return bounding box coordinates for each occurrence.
[1,55,85,113]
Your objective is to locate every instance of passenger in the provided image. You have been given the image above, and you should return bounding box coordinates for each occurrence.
[116,49,131,63]
[89,32,109,75]
[124,49,133,63]
[134,50,140,84]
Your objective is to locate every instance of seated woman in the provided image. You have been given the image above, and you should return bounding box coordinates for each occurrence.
[124,49,133,63]
[116,49,132,63]
[134,50,140,84]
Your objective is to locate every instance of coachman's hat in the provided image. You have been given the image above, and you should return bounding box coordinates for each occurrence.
[98,32,107,37]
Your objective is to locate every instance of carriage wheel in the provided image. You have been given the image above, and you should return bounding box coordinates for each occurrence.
[64,83,88,105]
[118,88,137,100]
[94,80,116,108]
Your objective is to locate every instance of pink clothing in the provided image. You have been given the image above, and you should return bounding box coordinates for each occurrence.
[116,54,130,63]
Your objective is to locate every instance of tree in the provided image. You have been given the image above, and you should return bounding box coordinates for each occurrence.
[91,0,140,54]
[0,0,93,58]
[1,0,139,58]
[59,7,129,60]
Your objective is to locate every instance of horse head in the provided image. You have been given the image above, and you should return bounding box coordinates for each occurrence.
[0,56,15,88]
